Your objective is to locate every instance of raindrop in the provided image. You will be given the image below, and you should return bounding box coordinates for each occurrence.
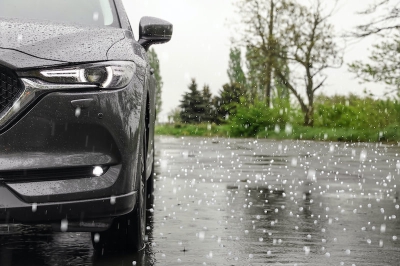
[274,125,280,133]
[360,150,367,162]
[32,203,37,213]
[75,107,81,118]
[17,34,23,43]
[345,249,351,255]
[199,231,205,239]
[285,124,293,135]
[110,196,116,205]
[325,252,330,258]
[93,12,99,21]
[60,219,68,232]
[380,224,386,233]
[304,246,310,255]
[94,233,100,243]
[13,101,21,111]
[307,169,316,181]
[329,144,334,152]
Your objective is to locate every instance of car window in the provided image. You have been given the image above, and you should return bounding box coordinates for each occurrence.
[0,0,120,28]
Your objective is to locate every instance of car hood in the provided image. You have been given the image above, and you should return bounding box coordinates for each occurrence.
[0,18,126,66]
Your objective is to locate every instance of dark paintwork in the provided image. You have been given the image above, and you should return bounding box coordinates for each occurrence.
[0,18,125,64]
[139,17,173,50]
[0,0,172,231]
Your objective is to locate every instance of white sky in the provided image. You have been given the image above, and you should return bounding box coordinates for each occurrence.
[123,0,386,122]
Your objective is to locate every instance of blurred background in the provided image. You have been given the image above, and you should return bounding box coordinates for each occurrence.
[123,0,388,118]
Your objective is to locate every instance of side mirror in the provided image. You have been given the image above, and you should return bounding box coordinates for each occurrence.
[138,16,173,51]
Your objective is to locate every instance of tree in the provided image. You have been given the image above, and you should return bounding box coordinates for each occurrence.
[167,107,181,124]
[227,47,246,87]
[349,37,400,93]
[179,79,209,124]
[351,0,400,38]
[202,85,214,123]
[273,48,290,103]
[213,82,246,123]
[236,0,342,126]
[273,0,343,126]
[245,46,263,103]
[234,0,283,108]
[148,48,163,119]
[349,0,400,93]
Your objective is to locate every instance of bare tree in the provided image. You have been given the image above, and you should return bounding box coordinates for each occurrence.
[235,0,342,126]
[349,38,400,94]
[235,0,283,108]
[352,0,400,38]
[349,0,400,94]
[274,0,343,126]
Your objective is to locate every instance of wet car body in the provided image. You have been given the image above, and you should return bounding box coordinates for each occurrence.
[0,0,172,250]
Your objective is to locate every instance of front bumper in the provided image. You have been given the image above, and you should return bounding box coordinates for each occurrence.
[0,185,136,231]
[0,72,145,229]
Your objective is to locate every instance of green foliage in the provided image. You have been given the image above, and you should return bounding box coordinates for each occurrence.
[236,0,343,126]
[213,83,246,123]
[164,93,400,143]
[156,123,230,137]
[314,94,400,129]
[179,79,212,124]
[349,36,400,92]
[227,47,246,87]
[245,46,264,103]
[202,85,214,123]
[227,99,292,137]
[156,123,400,143]
[147,48,163,118]
[167,107,181,124]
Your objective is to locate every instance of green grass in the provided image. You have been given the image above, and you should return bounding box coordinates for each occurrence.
[156,123,230,137]
[156,123,400,143]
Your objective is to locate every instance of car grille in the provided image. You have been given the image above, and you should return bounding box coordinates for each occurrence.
[0,67,23,115]
[0,166,109,182]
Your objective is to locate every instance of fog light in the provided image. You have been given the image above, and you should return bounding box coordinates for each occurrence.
[93,166,103,176]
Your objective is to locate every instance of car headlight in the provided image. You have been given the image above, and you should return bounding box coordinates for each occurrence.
[19,61,136,89]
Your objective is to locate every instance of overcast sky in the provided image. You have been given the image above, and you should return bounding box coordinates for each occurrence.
[123,0,385,122]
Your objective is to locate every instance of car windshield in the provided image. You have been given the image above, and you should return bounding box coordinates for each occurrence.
[0,0,119,28]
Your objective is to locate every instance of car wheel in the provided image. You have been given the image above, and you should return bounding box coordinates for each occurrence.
[91,132,147,253]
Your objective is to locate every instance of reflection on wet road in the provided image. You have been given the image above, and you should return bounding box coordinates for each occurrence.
[2,136,400,265]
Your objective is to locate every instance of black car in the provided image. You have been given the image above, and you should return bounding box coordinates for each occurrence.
[0,0,172,251]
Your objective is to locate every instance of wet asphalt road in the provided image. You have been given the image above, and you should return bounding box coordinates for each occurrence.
[1,136,400,265]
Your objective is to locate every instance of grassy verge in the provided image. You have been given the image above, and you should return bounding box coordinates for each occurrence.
[156,123,400,143]
[155,123,230,137]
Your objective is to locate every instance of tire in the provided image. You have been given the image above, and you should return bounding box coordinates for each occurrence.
[91,133,147,253]
[146,155,155,196]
